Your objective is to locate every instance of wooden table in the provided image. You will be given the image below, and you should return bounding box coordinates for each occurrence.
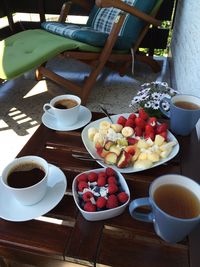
[0,112,199,267]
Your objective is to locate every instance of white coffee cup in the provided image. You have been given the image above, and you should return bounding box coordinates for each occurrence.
[1,156,49,206]
[43,94,81,127]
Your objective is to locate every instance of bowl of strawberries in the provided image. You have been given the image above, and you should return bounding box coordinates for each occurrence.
[72,167,130,221]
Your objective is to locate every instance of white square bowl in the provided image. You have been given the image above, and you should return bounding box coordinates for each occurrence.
[72,168,130,221]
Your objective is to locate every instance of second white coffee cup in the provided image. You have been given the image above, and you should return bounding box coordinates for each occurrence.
[43,94,81,127]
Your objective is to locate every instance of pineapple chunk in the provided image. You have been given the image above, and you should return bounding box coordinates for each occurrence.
[137,139,149,149]
[138,152,148,160]
[154,134,165,146]
[160,148,172,158]
[147,152,160,162]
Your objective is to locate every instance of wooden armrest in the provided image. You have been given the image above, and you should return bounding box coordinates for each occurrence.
[58,2,72,23]
[58,0,92,23]
[95,0,162,27]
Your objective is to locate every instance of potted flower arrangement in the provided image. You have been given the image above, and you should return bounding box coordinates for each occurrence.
[130,81,179,118]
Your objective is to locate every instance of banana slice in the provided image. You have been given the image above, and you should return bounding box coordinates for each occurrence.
[121,126,134,137]
[88,127,98,141]
[93,132,105,146]
[99,121,111,130]
[111,123,123,133]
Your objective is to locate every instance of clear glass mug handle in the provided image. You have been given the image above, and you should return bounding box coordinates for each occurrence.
[129,197,154,223]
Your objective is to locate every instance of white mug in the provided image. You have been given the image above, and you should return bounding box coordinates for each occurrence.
[1,156,49,206]
[43,94,81,127]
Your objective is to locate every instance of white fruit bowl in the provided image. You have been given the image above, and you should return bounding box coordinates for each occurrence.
[72,168,130,221]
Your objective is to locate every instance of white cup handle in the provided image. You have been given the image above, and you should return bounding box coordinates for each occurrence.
[43,103,55,116]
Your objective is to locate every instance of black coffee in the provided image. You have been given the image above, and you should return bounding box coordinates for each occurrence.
[7,163,45,188]
[54,99,78,109]
[154,184,200,219]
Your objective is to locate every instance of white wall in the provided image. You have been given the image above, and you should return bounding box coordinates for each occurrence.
[170,0,200,97]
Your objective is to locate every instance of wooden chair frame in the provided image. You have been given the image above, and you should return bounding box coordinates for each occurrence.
[36,0,162,104]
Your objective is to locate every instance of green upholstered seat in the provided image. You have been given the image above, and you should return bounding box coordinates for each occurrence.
[0,29,101,80]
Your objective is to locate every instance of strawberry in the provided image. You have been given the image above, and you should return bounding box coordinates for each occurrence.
[125,118,135,128]
[117,192,129,203]
[105,167,116,177]
[78,181,88,191]
[138,108,149,120]
[156,123,168,134]
[128,113,136,121]
[135,117,146,129]
[159,131,168,141]
[148,117,157,129]
[145,124,155,134]
[144,132,155,141]
[82,191,94,202]
[106,195,118,209]
[108,184,118,194]
[117,116,127,127]
[77,173,88,183]
[98,171,107,178]
[107,176,118,184]
[97,176,106,187]
[127,137,138,145]
[88,172,98,182]
[134,126,143,137]
[96,197,107,209]
[84,202,96,212]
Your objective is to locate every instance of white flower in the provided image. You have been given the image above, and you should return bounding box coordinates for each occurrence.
[132,95,143,103]
[139,88,151,95]
[161,101,170,111]
[152,92,162,100]
[144,101,152,108]
[152,100,160,110]
[129,81,179,116]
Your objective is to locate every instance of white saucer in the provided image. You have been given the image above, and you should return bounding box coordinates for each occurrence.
[0,164,67,222]
[42,105,92,131]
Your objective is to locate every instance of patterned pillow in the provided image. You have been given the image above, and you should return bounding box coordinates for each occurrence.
[87,0,159,47]
[89,0,136,34]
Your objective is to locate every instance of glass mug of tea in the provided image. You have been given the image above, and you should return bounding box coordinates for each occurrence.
[43,94,81,127]
[129,174,200,243]
[1,156,49,205]
[159,94,200,136]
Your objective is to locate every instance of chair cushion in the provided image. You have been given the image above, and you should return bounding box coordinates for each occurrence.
[41,22,109,48]
[87,0,159,48]
[0,29,101,80]
[42,0,159,50]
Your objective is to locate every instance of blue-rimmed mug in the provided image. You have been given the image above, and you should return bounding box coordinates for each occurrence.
[129,174,200,243]
[159,94,200,136]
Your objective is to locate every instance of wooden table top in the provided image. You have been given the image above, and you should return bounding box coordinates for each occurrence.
[0,112,199,267]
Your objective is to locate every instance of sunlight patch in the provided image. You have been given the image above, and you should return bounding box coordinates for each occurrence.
[0,120,8,128]
[23,80,48,98]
